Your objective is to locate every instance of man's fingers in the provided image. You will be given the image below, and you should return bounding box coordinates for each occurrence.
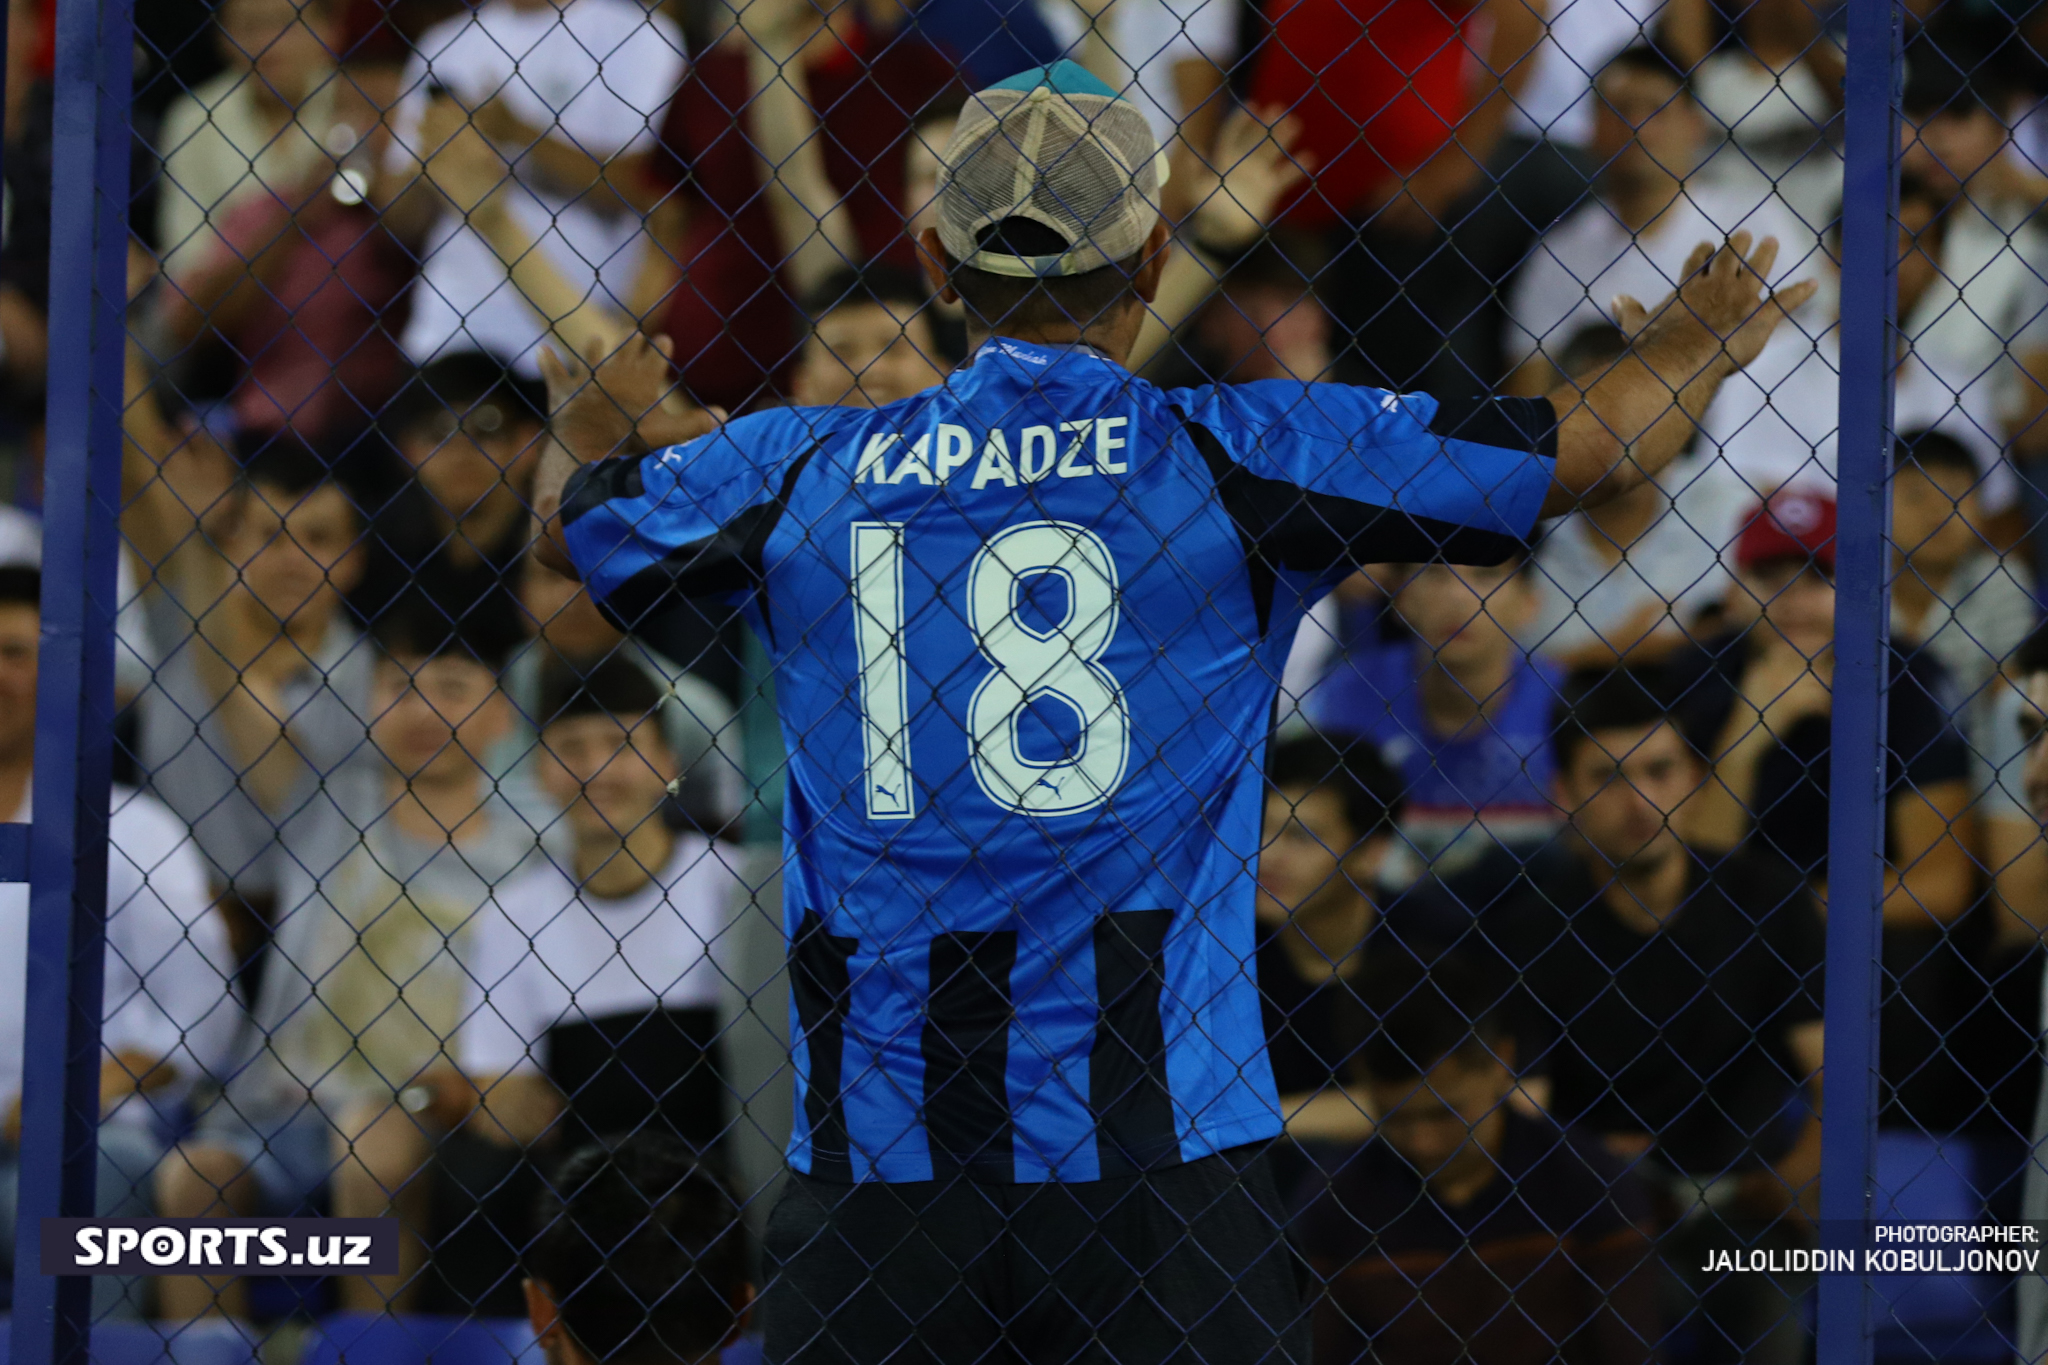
[1769,278,1820,316]
[1745,233,1781,284]
[1718,230,1754,277]
[1680,239,1715,283]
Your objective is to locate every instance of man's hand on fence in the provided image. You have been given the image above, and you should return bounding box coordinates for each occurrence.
[541,333,721,465]
[1545,233,1818,517]
[1613,232,1817,377]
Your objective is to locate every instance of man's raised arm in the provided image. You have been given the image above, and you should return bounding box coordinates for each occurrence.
[1541,232,1818,518]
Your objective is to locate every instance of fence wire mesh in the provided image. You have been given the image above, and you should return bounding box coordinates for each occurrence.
[5,0,2045,1359]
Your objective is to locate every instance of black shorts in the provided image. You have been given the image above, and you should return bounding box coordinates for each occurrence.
[761,1143,1310,1365]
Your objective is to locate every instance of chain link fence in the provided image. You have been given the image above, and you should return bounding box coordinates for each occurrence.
[0,0,2038,1359]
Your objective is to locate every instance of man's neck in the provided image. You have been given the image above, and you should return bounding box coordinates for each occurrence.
[386,766,491,848]
[1589,841,1689,933]
[1279,891,1375,984]
[1604,172,1683,235]
[441,485,526,567]
[578,819,676,900]
[1419,650,1515,736]
[1427,1112,1506,1207]
[1892,555,1960,630]
[225,591,334,677]
[968,323,1134,369]
[0,753,31,824]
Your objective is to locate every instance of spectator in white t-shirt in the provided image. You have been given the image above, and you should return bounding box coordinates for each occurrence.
[1889,428,2037,738]
[1701,171,2043,500]
[0,568,236,1322]
[380,0,685,377]
[1521,323,1742,668]
[328,656,741,1316]
[1507,0,1679,153]
[1901,59,2048,553]
[1507,45,1809,397]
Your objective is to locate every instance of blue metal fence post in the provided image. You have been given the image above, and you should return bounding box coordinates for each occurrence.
[10,0,136,1357]
[1819,0,1904,1359]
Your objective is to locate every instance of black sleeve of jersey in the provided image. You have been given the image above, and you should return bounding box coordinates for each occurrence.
[1176,399,1550,636]
[1425,394,1562,461]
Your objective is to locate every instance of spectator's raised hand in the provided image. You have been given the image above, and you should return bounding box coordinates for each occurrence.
[424,116,510,218]
[1181,104,1311,255]
[1612,232,1818,375]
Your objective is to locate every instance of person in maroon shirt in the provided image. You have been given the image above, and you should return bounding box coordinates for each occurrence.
[639,0,965,414]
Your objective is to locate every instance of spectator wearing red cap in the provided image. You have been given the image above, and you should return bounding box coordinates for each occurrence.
[1664,488,1974,934]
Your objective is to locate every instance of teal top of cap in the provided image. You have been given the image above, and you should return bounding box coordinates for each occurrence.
[982,59,1124,102]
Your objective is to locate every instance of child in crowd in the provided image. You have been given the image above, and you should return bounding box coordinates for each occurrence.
[157,595,548,1322]
[1257,734,1447,1146]
[1294,952,1657,1365]
[331,657,743,1316]
[789,265,954,410]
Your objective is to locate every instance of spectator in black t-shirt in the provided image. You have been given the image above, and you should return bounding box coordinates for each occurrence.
[1664,487,1975,926]
[1294,951,1658,1365]
[1449,667,1824,1365]
[1257,734,1447,1144]
[349,352,543,650]
[1663,488,1981,1128]
[525,1133,753,1365]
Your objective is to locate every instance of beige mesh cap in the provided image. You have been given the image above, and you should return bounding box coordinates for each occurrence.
[937,60,1167,279]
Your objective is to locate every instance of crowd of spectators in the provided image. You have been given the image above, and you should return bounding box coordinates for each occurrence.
[0,0,2043,1357]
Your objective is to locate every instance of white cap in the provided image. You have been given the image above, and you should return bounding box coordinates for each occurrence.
[936,60,1168,279]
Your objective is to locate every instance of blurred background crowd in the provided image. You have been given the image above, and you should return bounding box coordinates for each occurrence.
[0,0,2044,1358]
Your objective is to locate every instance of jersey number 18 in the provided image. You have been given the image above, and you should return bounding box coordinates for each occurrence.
[851,520,1131,821]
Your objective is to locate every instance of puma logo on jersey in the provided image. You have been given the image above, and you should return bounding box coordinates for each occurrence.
[855,418,1131,488]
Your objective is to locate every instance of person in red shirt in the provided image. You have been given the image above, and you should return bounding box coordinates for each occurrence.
[637,0,965,414]
[1247,0,1549,393]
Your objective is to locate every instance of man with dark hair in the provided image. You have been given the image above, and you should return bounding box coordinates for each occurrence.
[157,591,549,1323]
[789,265,952,410]
[1306,554,1561,881]
[1293,951,1658,1365]
[1257,734,1434,1145]
[526,1134,753,1365]
[1509,44,1808,400]
[1890,427,2036,740]
[351,350,549,641]
[1449,665,1825,1365]
[533,53,1810,1365]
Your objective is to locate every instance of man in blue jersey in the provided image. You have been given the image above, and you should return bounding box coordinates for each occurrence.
[531,60,1814,1365]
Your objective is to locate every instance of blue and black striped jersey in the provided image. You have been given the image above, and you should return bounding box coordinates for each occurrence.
[561,339,1556,1183]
